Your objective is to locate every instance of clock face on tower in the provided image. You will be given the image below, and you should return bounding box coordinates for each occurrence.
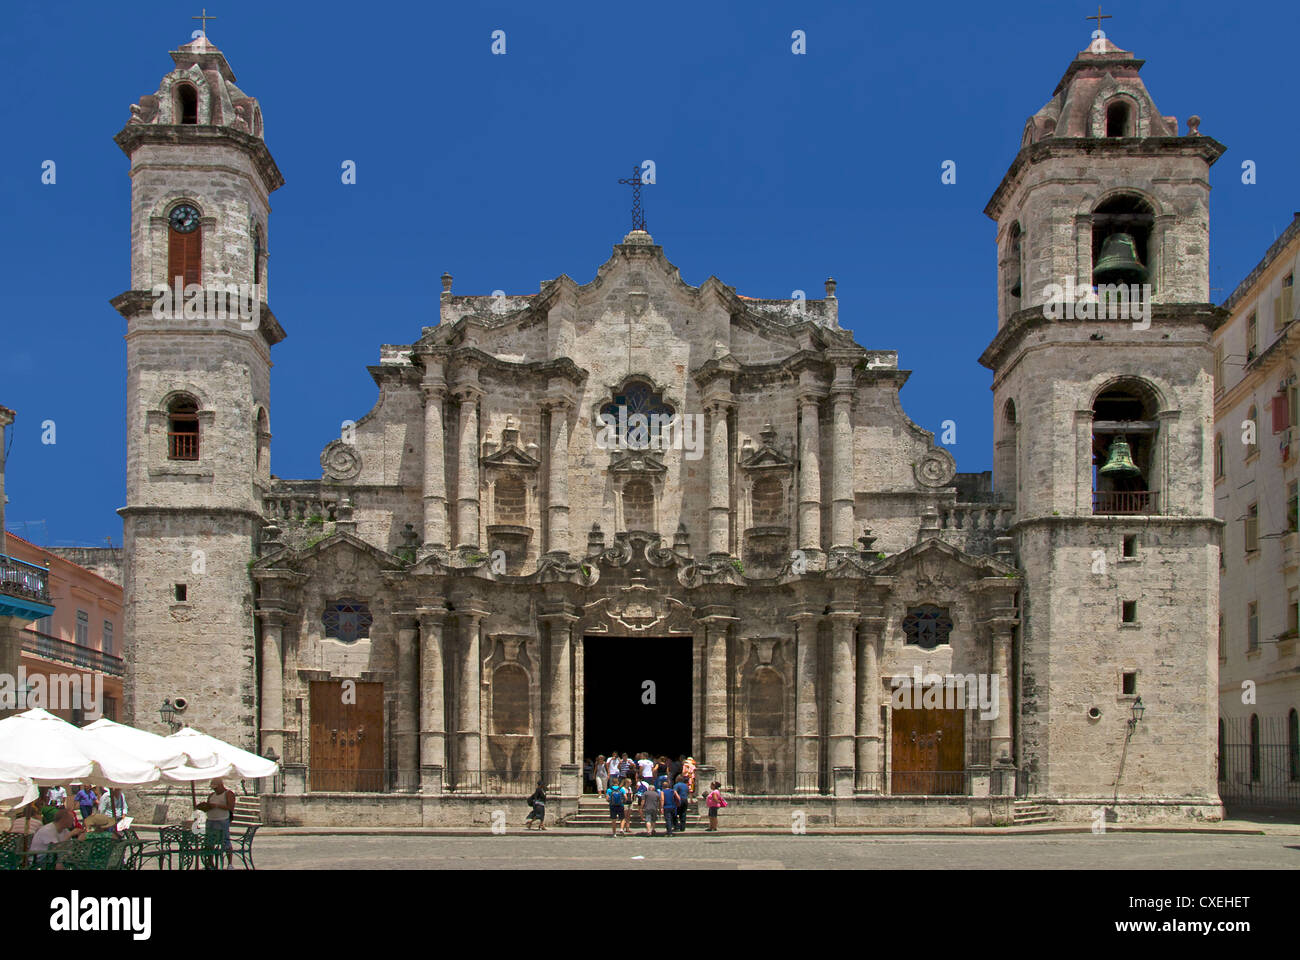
[168,204,201,233]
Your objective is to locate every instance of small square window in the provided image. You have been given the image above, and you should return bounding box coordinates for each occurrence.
[1122,535,1138,558]
[1121,600,1138,623]
[1121,672,1137,696]
[174,583,188,602]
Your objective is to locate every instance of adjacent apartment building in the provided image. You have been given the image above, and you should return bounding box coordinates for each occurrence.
[3,533,124,723]
[1214,212,1300,807]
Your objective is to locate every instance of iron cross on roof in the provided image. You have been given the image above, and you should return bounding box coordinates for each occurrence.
[192,8,217,37]
[617,165,649,232]
[1086,5,1112,33]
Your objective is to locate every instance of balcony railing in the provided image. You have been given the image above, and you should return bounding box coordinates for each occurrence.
[0,554,50,604]
[167,432,199,460]
[22,630,125,677]
[1093,489,1160,515]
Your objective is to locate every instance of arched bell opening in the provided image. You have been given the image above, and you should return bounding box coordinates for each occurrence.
[1091,195,1154,297]
[1092,380,1159,514]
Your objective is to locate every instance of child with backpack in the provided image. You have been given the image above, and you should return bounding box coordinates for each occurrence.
[705,781,727,832]
[606,779,627,837]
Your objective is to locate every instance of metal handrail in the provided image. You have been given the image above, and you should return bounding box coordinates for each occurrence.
[0,554,50,603]
[22,630,124,677]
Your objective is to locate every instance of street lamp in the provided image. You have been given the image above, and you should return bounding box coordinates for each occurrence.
[1127,696,1145,732]
[159,699,180,732]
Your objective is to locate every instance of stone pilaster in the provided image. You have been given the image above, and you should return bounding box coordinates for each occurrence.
[544,399,571,557]
[394,613,419,792]
[798,394,823,553]
[454,387,482,551]
[788,604,822,793]
[855,611,886,792]
[707,400,732,557]
[989,621,1015,764]
[256,609,286,759]
[455,609,486,788]
[418,605,447,793]
[829,364,855,554]
[539,600,578,779]
[698,606,737,785]
[827,603,858,772]
[420,377,448,554]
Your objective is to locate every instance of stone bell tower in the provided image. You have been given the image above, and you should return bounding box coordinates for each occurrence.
[112,33,285,748]
[980,33,1225,818]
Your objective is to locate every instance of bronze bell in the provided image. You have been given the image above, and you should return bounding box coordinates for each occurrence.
[1093,232,1149,284]
[1099,436,1142,478]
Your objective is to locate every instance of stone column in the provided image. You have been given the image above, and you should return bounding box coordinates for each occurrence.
[395,615,419,792]
[829,380,855,554]
[418,606,447,793]
[827,606,857,773]
[540,601,577,779]
[798,395,823,552]
[420,383,448,553]
[990,624,1014,764]
[545,399,571,557]
[789,605,821,793]
[455,388,481,551]
[708,401,731,557]
[855,614,885,793]
[0,617,28,720]
[699,607,735,785]
[456,610,485,788]
[257,610,286,760]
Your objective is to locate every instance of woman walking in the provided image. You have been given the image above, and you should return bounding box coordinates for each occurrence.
[683,757,697,796]
[525,782,547,830]
[594,755,608,795]
[606,778,627,837]
[705,781,726,832]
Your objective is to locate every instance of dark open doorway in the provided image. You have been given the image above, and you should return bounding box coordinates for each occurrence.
[583,636,692,764]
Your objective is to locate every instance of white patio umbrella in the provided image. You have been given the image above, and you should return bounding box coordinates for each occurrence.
[0,708,161,787]
[0,764,38,809]
[82,717,220,770]
[163,728,278,780]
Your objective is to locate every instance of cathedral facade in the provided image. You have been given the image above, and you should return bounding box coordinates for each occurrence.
[115,33,1224,825]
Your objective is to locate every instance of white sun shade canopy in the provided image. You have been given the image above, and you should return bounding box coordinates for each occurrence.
[82,717,219,770]
[0,709,161,787]
[163,727,279,780]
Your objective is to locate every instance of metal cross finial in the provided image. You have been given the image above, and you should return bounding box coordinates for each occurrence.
[617,165,648,232]
[1086,5,1111,33]
[192,8,217,37]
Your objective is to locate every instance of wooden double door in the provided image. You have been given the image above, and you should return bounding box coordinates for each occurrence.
[309,680,384,792]
[890,707,965,795]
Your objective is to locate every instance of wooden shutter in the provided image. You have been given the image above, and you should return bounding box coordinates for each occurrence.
[1273,394,1289,433]
[167,227,201,287]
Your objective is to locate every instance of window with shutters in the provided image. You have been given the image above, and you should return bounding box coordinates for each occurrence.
[1247,603,1258,652]
[75,610,88,646]
[102,620,113,655]
[1213,345,1225,395]
[1245,502,1259,554]
[167,209,201,287]
[1289,481,1298,533]
[1246,312,1257,361]
[1276,273,1293,332]
[1272,394,1289,433]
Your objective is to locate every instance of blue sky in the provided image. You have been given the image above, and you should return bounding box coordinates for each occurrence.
[1,0,1296,546]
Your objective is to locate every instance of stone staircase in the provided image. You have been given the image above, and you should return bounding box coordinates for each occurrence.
[561,795,701,829]
[1012,800,1055,825]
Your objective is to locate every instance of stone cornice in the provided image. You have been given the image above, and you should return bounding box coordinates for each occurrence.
[985,135,1226,222]
[114,123,285,194]
[111,289,286,347]
[979,302,1227,372]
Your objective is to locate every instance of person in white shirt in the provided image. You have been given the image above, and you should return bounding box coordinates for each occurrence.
[47,786,67,808]
[605,755,621,780]
[29,810,84,867]
[637,755,654,780]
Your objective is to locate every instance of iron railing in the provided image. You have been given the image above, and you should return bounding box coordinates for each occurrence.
[1219,744,1300,810]
[302,768,549,794]
[1093,489,1160,515]
[167,432,199,460]
[445,770,547,794]
[23,630,125,677]
[0,554,50,604]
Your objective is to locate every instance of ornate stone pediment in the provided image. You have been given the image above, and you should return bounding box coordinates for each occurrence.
[740,421,794,473]
[608,450,667,475]
[583,586,695,636]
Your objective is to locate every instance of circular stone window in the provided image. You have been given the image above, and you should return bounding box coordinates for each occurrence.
[1088,706,1102,720]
